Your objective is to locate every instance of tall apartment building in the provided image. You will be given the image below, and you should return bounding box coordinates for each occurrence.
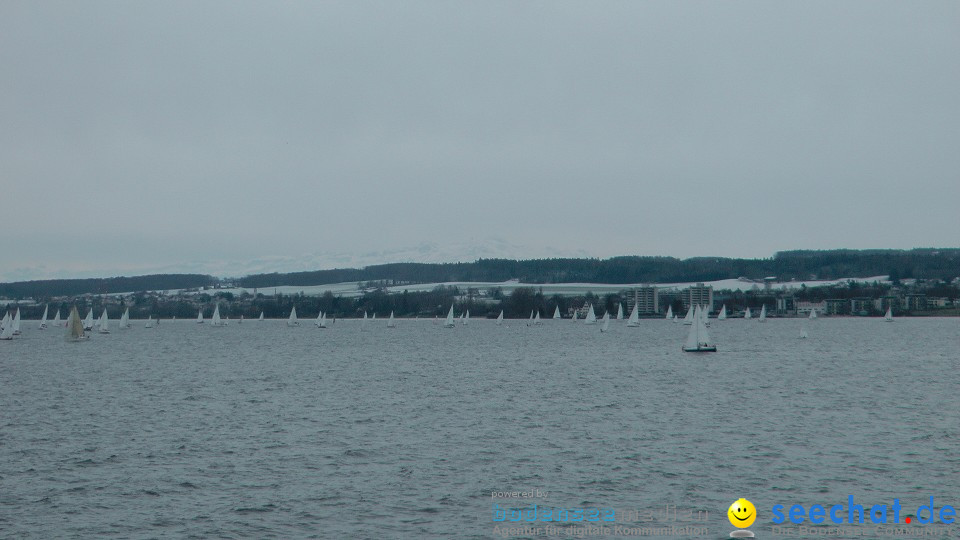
[626,286,659,314]
[683,283,713,313]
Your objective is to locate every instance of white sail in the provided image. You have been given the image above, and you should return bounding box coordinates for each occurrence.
[120,307,130,329]
[443,304,455,328]
[315,311,323,327]
[287,306,300,327]
[717,305,727,321]
[809,309,817,320]
[462,310,469,326]
[682,306,716,352]
[682,305,694,325]
[758,305,767,322]
[145,316,155,328]
[83,308,94,330]
[52,308,61,327]
[39,305,49,329]
[387,311,396,328]
[585,304,597,325]
[534,310,542,325]
[67,306,87,340]
[799,325,808,339]
[665,305,673,320]
[0,312,12,340]
[884,307,893,322]
[600,312,610,333]
[627,303,640,327]
[196,308,204,324]
[258,311,264,321]
[238,315,243,324]
[98,309,110,333]
[12,308,22,335]
[616,303,624,320]
[572,309,578,321]
[496,310,504,326]
[211,304,226,327]
[553,306,561,319]
[744,307,752,319]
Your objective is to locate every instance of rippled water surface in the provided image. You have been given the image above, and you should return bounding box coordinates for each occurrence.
[2,317,958,538]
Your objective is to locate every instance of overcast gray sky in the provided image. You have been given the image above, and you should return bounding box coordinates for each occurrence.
[2,1,958,280]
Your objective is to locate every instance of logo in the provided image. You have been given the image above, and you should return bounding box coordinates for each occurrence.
[728,498,756,537]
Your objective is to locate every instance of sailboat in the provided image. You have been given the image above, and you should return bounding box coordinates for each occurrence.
[600,312,611,333]
[12,308,22,335]
[196,308,204,324]
[701,305,710,327]
[626,303,640,327]
[239,315,243,324]
[682,306,717,352]
[884,307,894,322]
[211,304,226,327]
[758,305,767,323]
[553,306,561,320]
[66,306,88,341]
[258,311,265,321]
[616,303,624,320]
[98,309,110,334]
[717,305,727,321]
[443,304,455,328]
[145,316,155,328]
[744,307,752,320]
[682,305,694,325]
[39,305,49,330]
[287,306,300,327]
[387,311,396,328]
[572,309,578,321]
[0,312,12,340]
[52,308,62,327]
[83,308,94,330]
[496,310,504,326]
[799,324,808,339]
[462,310,469,326]
[534,310,542,326]
[120,307,131,329]
[316,311,327,328]
[665,305,673,320]
[584,304,597,325]
[527,310,535,326]
[809,309,817,320]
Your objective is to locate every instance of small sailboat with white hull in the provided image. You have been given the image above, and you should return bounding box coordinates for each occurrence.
[39,305,49,330]
[443,304,456,328]
[287,306,300,327]
[584,304,597,325]
[211,305,227,327]
[98,309,110,334]
[682,306,716,352]
[626,303,640,327]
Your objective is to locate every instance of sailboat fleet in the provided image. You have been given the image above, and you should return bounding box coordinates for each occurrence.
[0,295,905,355]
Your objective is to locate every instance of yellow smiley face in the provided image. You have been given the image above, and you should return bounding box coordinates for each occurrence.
[727,498,756,528]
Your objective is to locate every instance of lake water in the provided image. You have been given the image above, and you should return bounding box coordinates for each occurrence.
[1,317,958,538]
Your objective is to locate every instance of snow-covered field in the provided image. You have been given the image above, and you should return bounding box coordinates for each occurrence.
[158,275,891,299]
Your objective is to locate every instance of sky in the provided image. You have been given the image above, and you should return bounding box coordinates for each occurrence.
[1,1,958,281]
